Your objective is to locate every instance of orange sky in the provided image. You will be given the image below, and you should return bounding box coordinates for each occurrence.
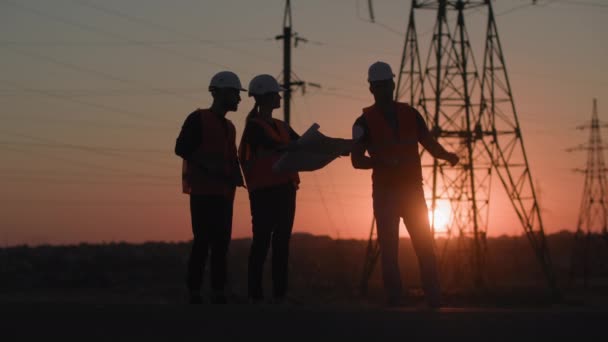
[1,1,607,245]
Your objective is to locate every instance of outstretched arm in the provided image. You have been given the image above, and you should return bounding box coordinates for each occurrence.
[416,112,459,166]
[419,135,459,166]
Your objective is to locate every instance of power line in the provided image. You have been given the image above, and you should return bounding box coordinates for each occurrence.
[0,83,208,129]
[0,37,270,47]
[510,71,608,88]
[2,176,176,187]
[0,0,289,115]
[69,0,277,64]
[311,89,368,102]
[291,96,343,238]
[0,167,173,181]
[1,145,136,174]
[495,0,564,17]
[0,168,370,198]
[69,0,364,86]
[3,0,234,72]
[6,0,366,96]
[1,174,373,203]
[496,0,608,17]
[0,140,167,154]
[304,39,401,57]
[554,0,608,8]
[301,95,351,233]
[1,114,167,131]
[355,0,404,36]
[3,47,198,107]
[496,2,539,16]
[1,141,174,178]
[0,197,185,206]
[1,79,174,124]
[0,86,204,97]
[0,130,174,168]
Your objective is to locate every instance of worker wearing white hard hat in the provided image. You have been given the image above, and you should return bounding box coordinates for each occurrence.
[351,61,459,308]
[367,61,396,82]
[247,74,285,96]
[237,74,302,304]
[175,70,246,304]
[208,70,247,92]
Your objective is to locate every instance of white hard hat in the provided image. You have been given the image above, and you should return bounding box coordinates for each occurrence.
[248,74,285,97]
[209,71,246,91]
[368,61,395,82]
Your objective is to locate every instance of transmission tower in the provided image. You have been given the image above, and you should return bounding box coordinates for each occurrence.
[360,0,558,296]
[568,99,608,287]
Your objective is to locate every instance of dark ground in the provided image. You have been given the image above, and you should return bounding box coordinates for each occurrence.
[2,304,607,340]
[2,231,607,340]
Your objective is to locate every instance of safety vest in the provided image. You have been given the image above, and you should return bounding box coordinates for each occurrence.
[363,101,422,186]
[182,109,238,197]
[238,117,300,192]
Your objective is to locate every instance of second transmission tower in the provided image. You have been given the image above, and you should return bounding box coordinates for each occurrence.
[568,98,608,288]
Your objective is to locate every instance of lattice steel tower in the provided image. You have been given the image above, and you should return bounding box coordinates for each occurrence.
[360,0,558,295]
[569,99,608,287]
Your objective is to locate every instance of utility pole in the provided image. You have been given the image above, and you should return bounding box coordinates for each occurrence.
[276,0,308,125]
[568,98,608,288]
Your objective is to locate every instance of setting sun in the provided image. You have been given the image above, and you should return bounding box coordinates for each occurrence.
[428,200,452,235]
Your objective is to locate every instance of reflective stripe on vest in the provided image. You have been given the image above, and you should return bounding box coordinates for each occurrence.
[363,102,423,183]
[182,109,237,197]
[238,117,300,191]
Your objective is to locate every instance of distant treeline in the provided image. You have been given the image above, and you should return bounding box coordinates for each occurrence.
[1,230,607,305]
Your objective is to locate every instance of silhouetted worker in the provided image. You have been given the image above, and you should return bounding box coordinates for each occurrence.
[174,70,246,304]
[238,74,300,304]
[351,61,459,308]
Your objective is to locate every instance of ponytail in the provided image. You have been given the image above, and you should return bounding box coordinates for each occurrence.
[246,102,260,122]
[239,102,260,169]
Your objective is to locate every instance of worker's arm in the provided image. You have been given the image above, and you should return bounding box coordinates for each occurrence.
[420,136,459,166]
[174,111,200,160]
[325,137,353,156]
[351,143,373,169]
[416,112,459,166]
[351,117,374,169]
[174,111,227,176]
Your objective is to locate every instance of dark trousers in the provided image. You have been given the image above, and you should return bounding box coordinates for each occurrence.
[187,194,233,295]
[372,183,440,305]
[248,183,297,300]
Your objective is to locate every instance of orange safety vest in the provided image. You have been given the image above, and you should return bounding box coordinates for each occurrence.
[182,109,238,197]
[238,117,300,192]
[363,101,422,186]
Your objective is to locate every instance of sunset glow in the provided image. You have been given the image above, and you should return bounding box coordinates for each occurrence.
[0,1,605,245]
[429,200,452,234]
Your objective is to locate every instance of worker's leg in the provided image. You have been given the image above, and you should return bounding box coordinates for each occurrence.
[248,188,275,301]
[373,188,403,304]
[271,183,297,300]
[402,184,441,307]
[186,195,213,302]
[209,194,234,303]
